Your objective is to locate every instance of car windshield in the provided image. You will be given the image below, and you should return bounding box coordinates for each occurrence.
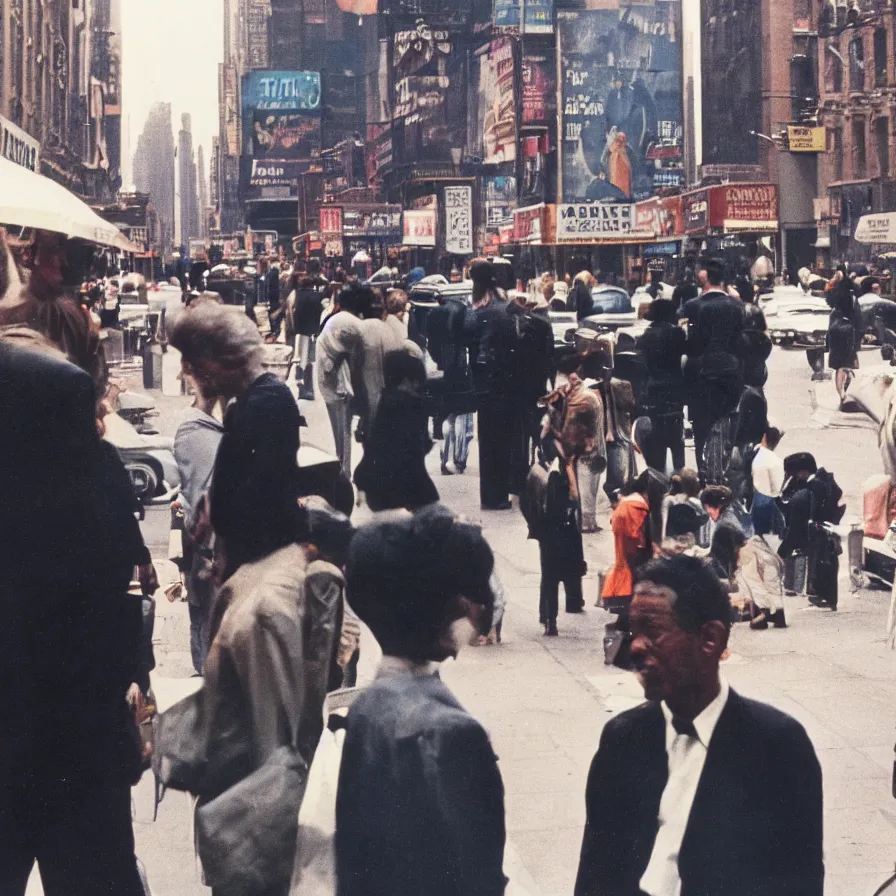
[590,288,632,315]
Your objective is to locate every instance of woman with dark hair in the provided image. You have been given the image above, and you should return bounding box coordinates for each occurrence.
[826,270,863,402]
[353,350,439,512]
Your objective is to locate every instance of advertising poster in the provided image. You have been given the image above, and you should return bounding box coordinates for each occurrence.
[251,112,321,162]
[444,186,474,255]
[557,203,633,241]
[559,2,684,204]
[248,159,308,188]
[403,209,437,247]
[242,71,321,112]
[493,0,520,30]
[521,51,556,128]
[485,176,517,231]
[475,38,517,165]
[320,206,344,259]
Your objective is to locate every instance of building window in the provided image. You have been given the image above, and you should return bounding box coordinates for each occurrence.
[874,28,888,88]
[825,42,843,93]
[831,126,844,181]
[849,35,865,92]
[852,117,867,177]
[876,116,890,178]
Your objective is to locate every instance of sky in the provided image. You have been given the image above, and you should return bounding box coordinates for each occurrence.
[120,0,224,191]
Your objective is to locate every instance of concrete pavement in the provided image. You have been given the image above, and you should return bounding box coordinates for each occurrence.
[106,342,896,896]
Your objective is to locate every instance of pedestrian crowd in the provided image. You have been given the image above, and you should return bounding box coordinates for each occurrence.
[0,225,849,896]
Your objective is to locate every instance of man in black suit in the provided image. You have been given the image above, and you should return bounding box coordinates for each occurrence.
[682,258,746,477]
[0,340,146,896]
[575,554,823,896]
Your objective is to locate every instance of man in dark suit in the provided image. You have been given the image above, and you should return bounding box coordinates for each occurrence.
[0,340,146,895]
[337,504,506,896]
[575,554,823,896]
[682,258,747,477]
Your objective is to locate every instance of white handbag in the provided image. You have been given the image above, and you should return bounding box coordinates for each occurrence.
[289,688,363,896]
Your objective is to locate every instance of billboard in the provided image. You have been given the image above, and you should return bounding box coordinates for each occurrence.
[242,71,321,112]
[444,186,474,255]
[521,51,556,129]
[403,209,437,246]
[558,3,684,204]
[474,38,517,165]
[251,112,321,162]
[557,203,634,241]
[0,115,39,172]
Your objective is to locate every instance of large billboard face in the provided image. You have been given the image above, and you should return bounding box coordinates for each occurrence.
[559,3,684,204]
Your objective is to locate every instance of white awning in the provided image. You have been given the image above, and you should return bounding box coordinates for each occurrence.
[855,213,896,244]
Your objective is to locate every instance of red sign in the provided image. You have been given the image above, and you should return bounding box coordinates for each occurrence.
[634,199,662,236]
[402,209,436,247]
[319,206,343,235]
[513,204,544,244]
[715,184,778,228]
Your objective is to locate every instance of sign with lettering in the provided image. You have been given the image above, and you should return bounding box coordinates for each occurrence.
[242,71,321,112]
[683,190,709,234]
[556,203,633,241]
[444,186,473,255]
[0,115,39,172]
[513,204,545,244]
[719,184,778,230]
[855,213,896,244]
[403,209,437,246]
[788,126,825,153]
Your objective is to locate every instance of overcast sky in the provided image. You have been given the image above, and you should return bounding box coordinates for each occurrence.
[120,0,224,190]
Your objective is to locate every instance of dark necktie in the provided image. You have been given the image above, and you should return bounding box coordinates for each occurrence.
[672,715,698,739]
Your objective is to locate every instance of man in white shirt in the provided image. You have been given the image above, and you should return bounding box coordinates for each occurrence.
[750,425,786,536]
[575,554,823,896]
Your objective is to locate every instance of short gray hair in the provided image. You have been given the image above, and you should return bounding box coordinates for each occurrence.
[169,299,263,373]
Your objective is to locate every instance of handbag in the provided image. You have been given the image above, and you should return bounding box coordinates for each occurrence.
[152,689,252,796]
[197,744,308,895]
[290,688,363,896]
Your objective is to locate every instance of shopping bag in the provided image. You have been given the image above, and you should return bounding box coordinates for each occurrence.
[290,688,363,896]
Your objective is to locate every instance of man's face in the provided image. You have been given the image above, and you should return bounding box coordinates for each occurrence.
[696,268,709,289]
[629,583,702,703]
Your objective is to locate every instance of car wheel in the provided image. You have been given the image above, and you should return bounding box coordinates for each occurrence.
[127,462,160,503]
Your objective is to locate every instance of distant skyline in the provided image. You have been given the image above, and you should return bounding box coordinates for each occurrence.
[120,0,223,191]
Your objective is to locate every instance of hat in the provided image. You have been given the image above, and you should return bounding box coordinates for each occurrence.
[469,259,497,288]
[783,452,817,478]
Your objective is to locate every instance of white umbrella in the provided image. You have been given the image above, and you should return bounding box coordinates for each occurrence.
[0,155,138,251]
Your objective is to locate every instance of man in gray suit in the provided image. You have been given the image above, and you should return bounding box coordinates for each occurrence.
[336,504,507,896]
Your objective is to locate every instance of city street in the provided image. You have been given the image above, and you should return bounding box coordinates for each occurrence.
[98,340,896,896]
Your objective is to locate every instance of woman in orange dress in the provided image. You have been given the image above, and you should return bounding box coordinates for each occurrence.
[601,470,651,617]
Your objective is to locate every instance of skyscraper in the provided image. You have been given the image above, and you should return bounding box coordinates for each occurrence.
[133,102,176,252]
[197,144,209,239]
[177,113,200,245]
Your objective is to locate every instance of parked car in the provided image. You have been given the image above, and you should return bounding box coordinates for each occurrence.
[575,285,652,348]
[758,286,831,349]
[103,412,180,506]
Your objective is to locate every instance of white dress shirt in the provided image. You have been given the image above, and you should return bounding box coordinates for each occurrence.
[752,446,785,498]
[640,678,730,896]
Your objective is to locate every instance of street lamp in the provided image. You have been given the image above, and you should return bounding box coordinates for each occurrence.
[749,130,779,148]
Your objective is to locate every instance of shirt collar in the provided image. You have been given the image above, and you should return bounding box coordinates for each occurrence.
[661,677,730,749]
[377,655,440,679]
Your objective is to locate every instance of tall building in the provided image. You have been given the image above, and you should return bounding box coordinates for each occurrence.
[133,102,176,253]
[197,144,209,239]
[177,113,200,245]
[0,0,122,199]
[815,0,896,264]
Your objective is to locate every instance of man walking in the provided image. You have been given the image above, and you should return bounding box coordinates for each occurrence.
[682,258,746,478]
[575,554,823,896]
